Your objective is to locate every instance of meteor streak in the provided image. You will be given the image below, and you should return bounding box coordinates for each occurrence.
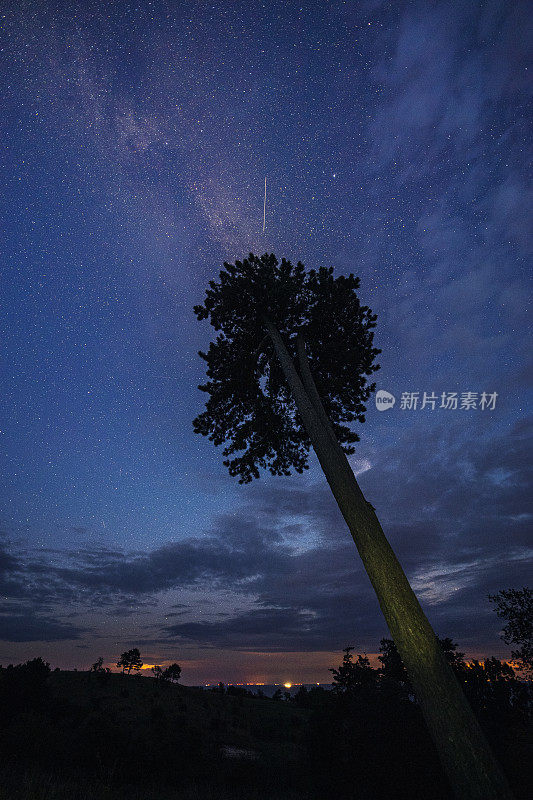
[263,176,267,232]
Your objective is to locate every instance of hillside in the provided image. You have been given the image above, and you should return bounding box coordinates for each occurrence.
[49,670,311,760]
[0,669,314,800]
[1,665,531,800]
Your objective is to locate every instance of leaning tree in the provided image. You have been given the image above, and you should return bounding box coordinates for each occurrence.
[193,253,512,799]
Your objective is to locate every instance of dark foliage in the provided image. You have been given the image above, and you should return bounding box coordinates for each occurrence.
[305,644,533,799]
[164,663,182,683]
[378,636,467,693]
[90,657,104,672]
[292,685,329,709]
[193,252,380,482]
[90,656,112,686]
[376,637,531,719]
[152,662,181,684]
[489,587,533,675]
[0,657,51,722]
[226,684,254,698]
[305,682,449,799]
[329,646,376,694]
[116,648,143,674]
[379,637,411,688]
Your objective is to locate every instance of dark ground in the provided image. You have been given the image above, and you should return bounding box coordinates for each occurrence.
[0,663,531,800]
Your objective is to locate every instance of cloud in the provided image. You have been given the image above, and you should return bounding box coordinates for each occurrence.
[0,414,530,650]
[161,417,532,651]
[0,544,19,574]
[0,606,86,643]
[365,1,531,173]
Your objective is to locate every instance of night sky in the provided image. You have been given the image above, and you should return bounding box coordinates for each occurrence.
[1,1,531,685]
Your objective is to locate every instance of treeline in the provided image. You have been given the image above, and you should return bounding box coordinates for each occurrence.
[301,642,532,799]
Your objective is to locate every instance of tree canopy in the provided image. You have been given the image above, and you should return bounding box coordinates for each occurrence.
[116,648,143,674]
[193,253,380,482]
[152,663,181,683]
[330,646,375,694]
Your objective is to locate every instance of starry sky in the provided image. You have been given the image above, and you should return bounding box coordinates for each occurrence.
[0,1,531,684]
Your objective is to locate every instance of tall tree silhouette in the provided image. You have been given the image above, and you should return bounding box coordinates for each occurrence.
[193,253,511,799]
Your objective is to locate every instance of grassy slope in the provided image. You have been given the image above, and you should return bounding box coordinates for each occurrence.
[0,671,312,800]
[48,671,310,754]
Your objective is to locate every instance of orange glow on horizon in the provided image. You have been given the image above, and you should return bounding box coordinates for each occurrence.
[100,650,519,685]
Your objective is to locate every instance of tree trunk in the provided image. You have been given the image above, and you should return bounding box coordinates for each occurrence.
[265,320,513,800]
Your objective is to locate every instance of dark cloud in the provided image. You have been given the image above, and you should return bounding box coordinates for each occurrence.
[0,606,86,643]
[3,415,528,651]
[161,418,531,652]
[0,545,19,574]
[165,606,350,652]
[51,523,290,597]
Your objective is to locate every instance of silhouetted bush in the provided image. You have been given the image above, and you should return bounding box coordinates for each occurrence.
[0,657,51,722]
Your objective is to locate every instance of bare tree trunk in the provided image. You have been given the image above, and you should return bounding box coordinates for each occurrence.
[264,320,513,800]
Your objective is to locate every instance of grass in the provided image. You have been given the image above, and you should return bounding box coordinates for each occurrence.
[0,767,312,800]
[0,769,121,800]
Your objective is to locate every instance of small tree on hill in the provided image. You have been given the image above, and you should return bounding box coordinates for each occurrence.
[90,656,111,684]
[164,663,181,683]
[116,648,143,675]
[330,647,376,694]
[152,663,181,684]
